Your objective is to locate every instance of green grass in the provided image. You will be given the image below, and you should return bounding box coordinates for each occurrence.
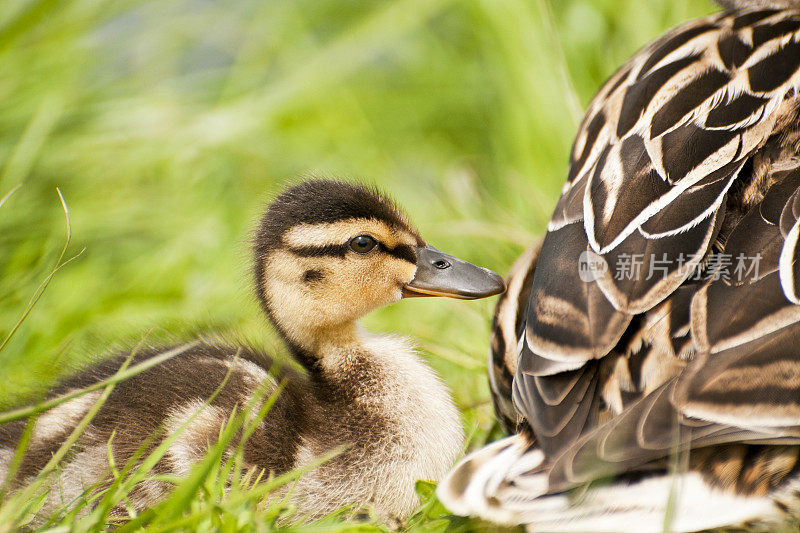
[0,0,716,530]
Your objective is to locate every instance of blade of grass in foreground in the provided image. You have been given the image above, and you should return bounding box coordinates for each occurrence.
[662,409,690,533]
[0,417,35,505]
[0,341,201,425]
[0,184,21,209]
[0,189,84,356]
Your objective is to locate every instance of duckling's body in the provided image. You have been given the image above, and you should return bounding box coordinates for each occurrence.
[0,180,504,523]
[289,331,463,519]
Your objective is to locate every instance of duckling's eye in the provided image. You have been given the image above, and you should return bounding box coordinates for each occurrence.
[349,235,378,254]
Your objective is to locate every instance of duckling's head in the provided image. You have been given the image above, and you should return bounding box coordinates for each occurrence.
[253,180,505,357]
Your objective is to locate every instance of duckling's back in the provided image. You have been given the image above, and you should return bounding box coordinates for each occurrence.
[0,341,308,520]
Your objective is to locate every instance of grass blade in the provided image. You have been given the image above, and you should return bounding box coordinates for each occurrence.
[0,189,83,355]
[0,340,200,425]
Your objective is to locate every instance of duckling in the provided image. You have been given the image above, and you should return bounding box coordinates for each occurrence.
[0,179,505,524]
[438,1,800,531]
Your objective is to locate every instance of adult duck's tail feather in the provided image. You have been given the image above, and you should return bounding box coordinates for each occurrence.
[435,433,547,525]
[437,440,785,532]
[521,471,779,533]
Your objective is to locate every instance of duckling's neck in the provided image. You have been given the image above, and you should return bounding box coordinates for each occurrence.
[310,322,360,361]
[305,323,463,452]
[297,321,416,395]
[309,325,418,403]
[276,319,361,372]
[312,323,375,375]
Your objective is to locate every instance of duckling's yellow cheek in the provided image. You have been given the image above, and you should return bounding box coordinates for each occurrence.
[369,256,415,305]
[330,255,404,310]
[397,260,416,284]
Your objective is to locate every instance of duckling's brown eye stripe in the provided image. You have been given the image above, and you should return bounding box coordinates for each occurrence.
[290,244,349,258]
[286,243,416,263]
[380,243,416,264]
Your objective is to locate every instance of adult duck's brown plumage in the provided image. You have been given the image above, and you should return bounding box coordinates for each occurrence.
[438,1,800,531]
[0,179,505,524]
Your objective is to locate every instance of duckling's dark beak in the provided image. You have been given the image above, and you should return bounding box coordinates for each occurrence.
[403,246,506,300]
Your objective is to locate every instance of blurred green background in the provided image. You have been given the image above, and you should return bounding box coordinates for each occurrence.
[0,0,713,435]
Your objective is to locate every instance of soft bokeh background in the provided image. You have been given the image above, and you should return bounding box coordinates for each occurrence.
[0,0,714,440]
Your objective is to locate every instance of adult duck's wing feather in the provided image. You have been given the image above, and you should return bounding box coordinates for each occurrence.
[546,161,800,491]
[544,379,768,491]
[692,160,800,354]
[779,185,800,302]
[521,220,631,372]
[513,362,605,457]
[519,8,800,457]
[692,165,800,355]
[679,161,800,429]
[677,323,800,431]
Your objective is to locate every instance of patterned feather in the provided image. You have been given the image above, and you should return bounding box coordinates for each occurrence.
[489,241,541,433]
[439,3,800,531]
